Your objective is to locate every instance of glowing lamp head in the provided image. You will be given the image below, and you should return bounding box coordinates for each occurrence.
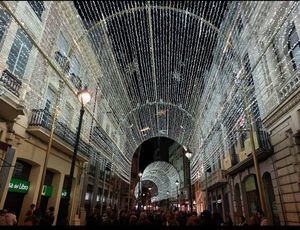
[185,151,193,160]
[138,172,143,178]
[175,180,179,186]
[78,86,91,106]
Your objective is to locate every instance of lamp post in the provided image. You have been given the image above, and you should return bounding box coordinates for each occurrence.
[166,190,169,210]
[100,164,111,215]
[205,167,211,210]
[185,149,193,212]
[175,180,179,209]
[138,172,142,212]
[36,80,64,209]
[62,86,91,225]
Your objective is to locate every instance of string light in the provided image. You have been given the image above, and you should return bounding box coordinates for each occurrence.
[0,1,298,184]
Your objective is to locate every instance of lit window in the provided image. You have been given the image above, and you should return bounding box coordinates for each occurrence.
[288,25,300,70]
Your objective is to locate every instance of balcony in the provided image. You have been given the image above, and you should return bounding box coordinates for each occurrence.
[27,109,89,160]
[92,126,118,156]
[69,73,82,90]
[201,169,227,191]
[0,69,25,121]
[54,51,69,72]
[278,71,300,101]
[226,130,273,175]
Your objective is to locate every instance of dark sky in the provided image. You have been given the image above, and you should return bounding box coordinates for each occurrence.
[138,137,175,171]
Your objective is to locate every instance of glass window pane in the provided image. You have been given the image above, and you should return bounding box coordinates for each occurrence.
[0,8,10,43]
[27,1,45,20]
[57,33,69,55]
[289,27,299,47]
[292,45,300,67]
[6,29,32,78]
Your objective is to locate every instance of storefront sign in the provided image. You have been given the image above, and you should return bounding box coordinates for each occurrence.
[8,178,30,193]
[42,185,53,197]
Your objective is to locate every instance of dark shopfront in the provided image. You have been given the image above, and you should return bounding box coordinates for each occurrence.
[4,159,32,219]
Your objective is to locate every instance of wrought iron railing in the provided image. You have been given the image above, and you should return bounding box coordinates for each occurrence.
[69,73,82,90]
[0,69,22,97]
[54,51,69,72]
[29,109,90,158]
[92,126,117,154]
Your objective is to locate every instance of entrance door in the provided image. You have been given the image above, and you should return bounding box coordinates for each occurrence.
[4,192,25,220]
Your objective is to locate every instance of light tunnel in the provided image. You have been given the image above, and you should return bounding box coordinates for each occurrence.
[134,161,180,202]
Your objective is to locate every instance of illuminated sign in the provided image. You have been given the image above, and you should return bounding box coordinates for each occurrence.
[8,178,30,193]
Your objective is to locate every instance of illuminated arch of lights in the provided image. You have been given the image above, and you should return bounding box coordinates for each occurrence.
[134,161,180,202]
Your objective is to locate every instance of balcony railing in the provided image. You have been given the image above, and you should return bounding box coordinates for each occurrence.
[255,130,273,152]
[0,69,22,97]
[29,109,90,158]
[201,169,227,190]
[278,71,300,100]
[54,51,69,72]
[69,73,82,90]
[92,126,117,154]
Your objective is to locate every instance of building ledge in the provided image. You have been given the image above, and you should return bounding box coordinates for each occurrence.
[225,148,273,176]
[27,125,88,162]
[0,88,25,121]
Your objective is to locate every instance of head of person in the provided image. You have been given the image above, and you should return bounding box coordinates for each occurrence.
[239,215,246,223]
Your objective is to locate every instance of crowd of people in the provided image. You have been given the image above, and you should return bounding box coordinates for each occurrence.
[0,204,55,226]
[1,203,269,226]
[86,206,270,226]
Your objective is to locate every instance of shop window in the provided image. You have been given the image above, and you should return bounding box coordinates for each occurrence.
[27,1,45,21]
[6,29,33,78]
[288,24,300,70]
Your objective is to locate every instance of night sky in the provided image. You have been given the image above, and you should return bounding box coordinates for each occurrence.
[138,137,175,171]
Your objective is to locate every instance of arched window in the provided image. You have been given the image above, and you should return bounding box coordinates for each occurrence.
[288,24,300,70]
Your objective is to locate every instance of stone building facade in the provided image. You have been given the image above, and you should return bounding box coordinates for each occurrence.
[0,1,124,225]
[195,1,300,225]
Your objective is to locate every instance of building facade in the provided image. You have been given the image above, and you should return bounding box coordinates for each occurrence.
[0,1,124,225]
[194,1,300,226]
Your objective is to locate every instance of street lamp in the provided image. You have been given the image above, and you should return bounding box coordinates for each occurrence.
[138,172,143,212]
[62,86,91,225]
[166,190,169,210]
[175,180,179,209]
[185,149,193,212]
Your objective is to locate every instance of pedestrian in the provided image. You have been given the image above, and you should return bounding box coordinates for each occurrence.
[238,215,247,226]
[5,209,17,226]
[0,210,8,225]
[25,204,35,219]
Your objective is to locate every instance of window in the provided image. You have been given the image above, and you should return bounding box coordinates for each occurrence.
[0,8,11,46]
[62,103,73,125]
[69,55,80,76]
[55,33,69,69]
[6,29,33,78]
[57,33,69,56]
[12,159,32,180]
[44,87,56,113]
[237,15,243,35]
[27,1,45,21]
[288,24,300,70]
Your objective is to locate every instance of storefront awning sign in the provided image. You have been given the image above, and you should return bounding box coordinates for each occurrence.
[8,178,30,193]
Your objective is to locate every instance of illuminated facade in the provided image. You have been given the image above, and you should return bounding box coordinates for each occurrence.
[0,0,299,226]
